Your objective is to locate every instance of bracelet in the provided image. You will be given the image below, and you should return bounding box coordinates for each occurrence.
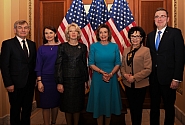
[109,72,113,77]
[37,80,42,82]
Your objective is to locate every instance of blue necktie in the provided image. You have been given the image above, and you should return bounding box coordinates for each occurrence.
[155,31,162,50]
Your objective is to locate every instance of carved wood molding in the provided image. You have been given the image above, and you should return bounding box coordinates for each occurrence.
[173,0,183,95]
[28,0,32,39]
[174,0,177,28]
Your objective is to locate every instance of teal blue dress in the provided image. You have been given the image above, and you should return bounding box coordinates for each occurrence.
[86,42,122,118]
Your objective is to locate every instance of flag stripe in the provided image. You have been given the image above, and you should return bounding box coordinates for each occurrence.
[106,21,124,54]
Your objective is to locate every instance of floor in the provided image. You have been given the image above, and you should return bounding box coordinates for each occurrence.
[31,108,183,125]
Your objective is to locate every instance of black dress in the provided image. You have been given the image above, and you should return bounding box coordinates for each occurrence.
[55,42,88,113]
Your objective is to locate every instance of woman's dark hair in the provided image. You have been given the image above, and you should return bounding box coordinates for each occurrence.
[128,26,146,44]
[96,24,112,41]
[43,26,58,44]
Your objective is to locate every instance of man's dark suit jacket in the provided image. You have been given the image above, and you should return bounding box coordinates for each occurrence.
[146,27,184,85]
[1,36,36,88]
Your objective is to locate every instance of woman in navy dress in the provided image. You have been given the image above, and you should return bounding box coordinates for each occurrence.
[55,23,88,125]
[35,26,60,125]
[86,24,122,125]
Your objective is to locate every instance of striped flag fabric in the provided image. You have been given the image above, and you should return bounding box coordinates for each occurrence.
[87,0,109,32]
[57,0,94,50]
[107,0,136,55]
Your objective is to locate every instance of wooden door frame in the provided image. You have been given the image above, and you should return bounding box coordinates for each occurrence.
[34,0,71,48]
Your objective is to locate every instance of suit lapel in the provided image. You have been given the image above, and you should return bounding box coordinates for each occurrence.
[158,27,169,51]
[151,31,156,51]
[27,39,32,61]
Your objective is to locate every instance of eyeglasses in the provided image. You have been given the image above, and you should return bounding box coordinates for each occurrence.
[154,15,167,19]
[131,35,141,39]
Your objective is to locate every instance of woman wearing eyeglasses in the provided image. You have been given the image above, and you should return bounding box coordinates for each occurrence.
[120,26,152,125]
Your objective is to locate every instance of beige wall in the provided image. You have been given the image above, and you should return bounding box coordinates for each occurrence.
[0,0,34,117]
[175,0,185,114]
[0,0,11,117]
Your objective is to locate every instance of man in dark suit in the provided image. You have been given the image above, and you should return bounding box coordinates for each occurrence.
[146,8,184,125]
[1,20,36,125]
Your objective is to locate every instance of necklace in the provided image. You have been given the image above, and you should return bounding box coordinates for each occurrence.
[50,46,55,50]
[45,42,59,50]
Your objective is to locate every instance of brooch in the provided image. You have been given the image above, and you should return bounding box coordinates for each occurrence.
[78,46,81,49]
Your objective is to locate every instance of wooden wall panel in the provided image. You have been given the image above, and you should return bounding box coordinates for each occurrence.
[41,2,64,29]
[34,0,70,48]
[82,0,92,4]
[39,1,65,47]
[39,1,65,46]
[140,1,163,34]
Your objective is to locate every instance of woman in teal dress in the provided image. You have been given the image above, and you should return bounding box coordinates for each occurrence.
[86,24,122,125]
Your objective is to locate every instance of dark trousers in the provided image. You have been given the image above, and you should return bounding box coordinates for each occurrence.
[125,86,147,125]
[8,83,35,125]
[149,75,176,125]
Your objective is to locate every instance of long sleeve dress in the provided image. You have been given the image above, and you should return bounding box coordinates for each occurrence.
[55,42,88,113]
[35,45,60,108]
[86,42,122,118]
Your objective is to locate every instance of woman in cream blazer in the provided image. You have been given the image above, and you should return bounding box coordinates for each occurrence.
[121,26,152,125]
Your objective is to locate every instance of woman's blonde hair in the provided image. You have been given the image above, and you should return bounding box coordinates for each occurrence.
[65,23,81,41]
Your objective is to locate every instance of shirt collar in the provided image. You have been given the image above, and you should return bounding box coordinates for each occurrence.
[156,26,167,34]
[16,36,27,43]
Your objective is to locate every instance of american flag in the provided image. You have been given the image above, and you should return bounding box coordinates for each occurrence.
[57,0,94,50]
[87,0,109,31]
[107,0,136,55]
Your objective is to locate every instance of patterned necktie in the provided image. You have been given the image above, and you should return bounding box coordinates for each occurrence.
[155,31,162,50]
[22,40,28,58]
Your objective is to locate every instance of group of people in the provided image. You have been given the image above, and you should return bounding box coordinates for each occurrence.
[0,8,184,125]
[121,8,184,125]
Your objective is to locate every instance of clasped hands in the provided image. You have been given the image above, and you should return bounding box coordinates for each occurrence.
[102,72,113,82]
[124,73,135,83]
